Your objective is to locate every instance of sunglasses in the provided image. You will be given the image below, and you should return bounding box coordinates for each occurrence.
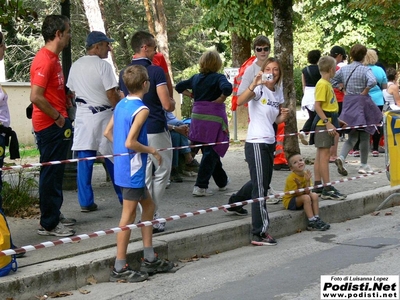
[255,46,270,52]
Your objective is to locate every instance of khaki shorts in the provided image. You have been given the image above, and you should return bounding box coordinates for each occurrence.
[314,125,334,148]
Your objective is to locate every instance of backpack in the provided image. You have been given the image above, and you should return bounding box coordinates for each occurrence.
[0,210,17,277]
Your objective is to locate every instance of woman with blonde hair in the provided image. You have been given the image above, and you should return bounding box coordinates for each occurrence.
[175,50,232,197]
[363,49,387,157]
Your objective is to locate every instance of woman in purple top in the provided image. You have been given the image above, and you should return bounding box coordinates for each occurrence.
[175,50,232,197]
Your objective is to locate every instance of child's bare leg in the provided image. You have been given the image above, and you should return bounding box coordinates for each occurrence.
[296,194,313,219]
[116,200,138,261]
[310,192,320,216]
[318,147,331,186]
[139,191,155,248]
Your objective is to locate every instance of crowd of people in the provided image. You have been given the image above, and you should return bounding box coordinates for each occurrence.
[1,13,398,282]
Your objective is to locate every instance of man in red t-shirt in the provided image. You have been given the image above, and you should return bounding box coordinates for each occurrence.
[30,15,75,237]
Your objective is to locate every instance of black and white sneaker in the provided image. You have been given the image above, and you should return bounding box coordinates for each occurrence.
[224,207,248,216]
[110,264,149,283]
[140,257,174,275]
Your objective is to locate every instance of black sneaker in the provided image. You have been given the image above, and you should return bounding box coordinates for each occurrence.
[140,257,174,275]
[110,264,149,283]
[316,217,330,229]
[225,207,248,216]
[313,186,323,195]
[331,187,347,199]
[251,234,277,246]
[170,168,183,182]
[307,220,327,231]
[335,158,348,176]
[81,203,98,212]
[321,189,345,200]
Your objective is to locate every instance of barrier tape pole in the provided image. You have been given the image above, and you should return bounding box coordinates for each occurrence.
[0,170,385,257]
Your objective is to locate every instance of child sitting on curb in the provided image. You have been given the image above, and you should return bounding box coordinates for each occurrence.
[282,153,330,231]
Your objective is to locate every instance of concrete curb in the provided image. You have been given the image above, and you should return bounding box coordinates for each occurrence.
[2,186,400,299]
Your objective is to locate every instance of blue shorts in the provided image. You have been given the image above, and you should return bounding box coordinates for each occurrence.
[121,187,148,201]
[288,197,303,210]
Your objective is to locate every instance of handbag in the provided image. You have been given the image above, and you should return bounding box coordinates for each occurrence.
[26,103,33,119]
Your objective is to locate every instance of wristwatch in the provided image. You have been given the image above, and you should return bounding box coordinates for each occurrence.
[172,125,176,131]
[323,118,329,124]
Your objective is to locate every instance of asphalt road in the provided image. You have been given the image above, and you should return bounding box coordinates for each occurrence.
[58,206,400,300]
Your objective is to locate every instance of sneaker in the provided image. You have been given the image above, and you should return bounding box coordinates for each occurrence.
[273,164,290,171]
[372,150,379,157]
[219,177,230,191]
[192,186,213,197]
[170,168,183,182]
[358,165,373,174]
[152,212,166,233]
[140,257,174,275]
[331,187,347,199]
[224,207,248,216]
[353,150,360,157]
[307,220,327,231]
[321,189,345,200]
[59,213,76,226]
[339,136,346,142]
[37,222,75,237]
[110,264,149,283]
[378,146,385,153]
[165,180,171,189]
[335,157,348,176]
[268,187,282,199]
[316,217,330,229]
[299,131,309,145]
[81,203,98,212]
[186,159,200,168]
[251,234,277,246]
[313,186,323,195]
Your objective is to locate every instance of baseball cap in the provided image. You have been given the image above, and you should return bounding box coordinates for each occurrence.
[86,31,114,48]
[330,46,347,60]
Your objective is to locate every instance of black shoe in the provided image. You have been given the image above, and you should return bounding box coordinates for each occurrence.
[110,264,149,283]
[140,257,174,275]
[225,207,248,216]
[81,203,98,212]
[273,164,289,171]
[170,168,183,182]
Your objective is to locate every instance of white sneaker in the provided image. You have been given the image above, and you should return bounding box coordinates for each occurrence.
[37,222,75,237]
[299,132,308,145]
[192,186,213,197]
[266,188,281,204]
[219,177,230,191]
[152,212,166,233]
[358,165,373,174]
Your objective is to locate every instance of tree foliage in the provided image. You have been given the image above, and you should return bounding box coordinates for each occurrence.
[303,0,400,65]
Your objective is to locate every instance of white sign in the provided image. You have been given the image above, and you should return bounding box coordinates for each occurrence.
[224,67,239,84]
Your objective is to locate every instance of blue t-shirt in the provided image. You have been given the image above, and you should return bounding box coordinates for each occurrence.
[175,72,232,102]
[368,65,387,106]
[119,58,167,134]
[113,96,149,189]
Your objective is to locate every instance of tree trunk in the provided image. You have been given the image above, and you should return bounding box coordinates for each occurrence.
[146,0,173,84]
[143,0,156,35]
[82,0,118,76]
[273,0,300,157]
[231,32,252,130]
[110,0,131,66]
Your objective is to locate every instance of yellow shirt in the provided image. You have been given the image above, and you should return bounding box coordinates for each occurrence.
[282,171,311,209]
[315,78,338,126]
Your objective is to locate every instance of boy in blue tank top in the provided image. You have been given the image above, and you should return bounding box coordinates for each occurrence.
[104,65,174,282]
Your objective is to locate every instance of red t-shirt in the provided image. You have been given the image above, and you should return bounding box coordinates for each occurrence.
[333,65,344,103]
[152,52,169,73]
[30,47,67,131]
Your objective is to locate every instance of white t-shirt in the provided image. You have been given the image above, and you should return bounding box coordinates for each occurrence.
[67,55,118,153]
[67,55,117,106]
[237,61,261,96]
[246,84,284,144]
[0,86,10,127]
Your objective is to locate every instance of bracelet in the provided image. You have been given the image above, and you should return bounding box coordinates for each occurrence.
[54,113,61,121]
[248,86,254,92]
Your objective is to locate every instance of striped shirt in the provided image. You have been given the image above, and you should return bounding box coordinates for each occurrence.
[331,61,376,94]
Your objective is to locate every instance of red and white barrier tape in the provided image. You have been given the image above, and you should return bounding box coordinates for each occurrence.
[1,123,381,172]
[0,170,384,257]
